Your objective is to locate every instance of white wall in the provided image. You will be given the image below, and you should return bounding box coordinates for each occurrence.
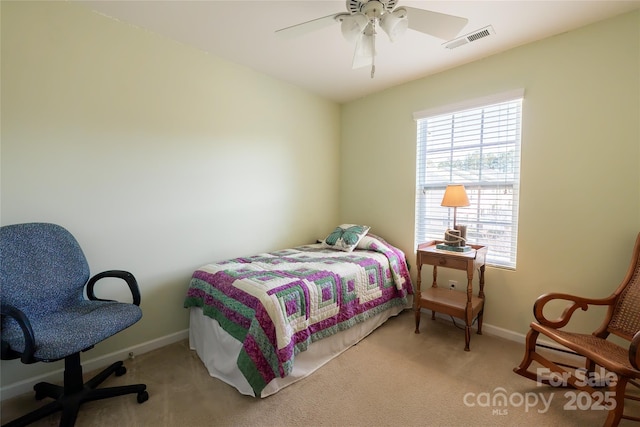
[340,10,640,336]
[1,1,340,390]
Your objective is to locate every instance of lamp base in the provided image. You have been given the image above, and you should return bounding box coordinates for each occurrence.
[436,244,472,252]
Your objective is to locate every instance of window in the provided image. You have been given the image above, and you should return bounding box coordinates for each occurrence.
[414,90,524,269]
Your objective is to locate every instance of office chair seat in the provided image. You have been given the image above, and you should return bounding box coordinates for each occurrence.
[2,300,141,361]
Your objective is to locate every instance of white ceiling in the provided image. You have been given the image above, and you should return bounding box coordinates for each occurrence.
[78,0,640,103]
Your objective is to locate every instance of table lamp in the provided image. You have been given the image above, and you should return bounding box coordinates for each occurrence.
[440,184,470,250]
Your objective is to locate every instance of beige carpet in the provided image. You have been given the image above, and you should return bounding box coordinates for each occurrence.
[2,310,638,426]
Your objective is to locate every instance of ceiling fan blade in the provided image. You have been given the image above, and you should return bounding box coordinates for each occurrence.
[275,13,339,39]
[403,6,468,41]
[352,51,373,69]
[352,33,375,69]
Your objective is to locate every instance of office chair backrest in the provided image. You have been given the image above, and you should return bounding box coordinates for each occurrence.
[608,233,640,340]
[1,223,90,317]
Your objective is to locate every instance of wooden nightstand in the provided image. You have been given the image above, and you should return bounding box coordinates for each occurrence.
[414,240,488,351]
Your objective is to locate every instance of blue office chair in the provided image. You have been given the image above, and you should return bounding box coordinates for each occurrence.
[1,223,148,427]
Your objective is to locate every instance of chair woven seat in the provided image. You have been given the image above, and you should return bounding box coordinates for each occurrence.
[532,324,640,378]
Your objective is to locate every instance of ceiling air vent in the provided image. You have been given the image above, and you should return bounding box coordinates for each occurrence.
[444,25,495,50]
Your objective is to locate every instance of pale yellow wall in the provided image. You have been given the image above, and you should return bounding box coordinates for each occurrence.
[1,0,638,396]
[341,10,640,336]
[0,2,340,387]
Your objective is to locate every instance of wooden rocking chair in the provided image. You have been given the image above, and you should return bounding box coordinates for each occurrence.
[514,232,640,426]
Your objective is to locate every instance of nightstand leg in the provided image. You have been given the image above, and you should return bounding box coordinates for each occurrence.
[414,263,422,334]
[432,265,438,287]
[464,273,473,351]
[431,265,437,320]
[464,327,471,351]
[477,264,485,335]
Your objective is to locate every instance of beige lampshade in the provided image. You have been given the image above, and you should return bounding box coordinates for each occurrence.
[441,184,470,207]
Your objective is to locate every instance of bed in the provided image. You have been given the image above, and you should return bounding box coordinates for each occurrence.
[184,227,413,397]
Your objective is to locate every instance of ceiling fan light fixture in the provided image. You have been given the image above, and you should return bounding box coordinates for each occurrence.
[338,13,369,43]
[380,7,408,42]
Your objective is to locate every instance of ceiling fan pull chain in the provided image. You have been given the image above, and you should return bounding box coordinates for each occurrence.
[371,19,376,78]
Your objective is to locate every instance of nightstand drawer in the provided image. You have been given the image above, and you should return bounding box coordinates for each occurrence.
[419,253,468,270]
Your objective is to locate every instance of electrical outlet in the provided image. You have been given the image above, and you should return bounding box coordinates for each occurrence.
[449,280,457,290]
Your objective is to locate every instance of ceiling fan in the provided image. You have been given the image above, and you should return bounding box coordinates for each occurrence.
[275,0,469,77]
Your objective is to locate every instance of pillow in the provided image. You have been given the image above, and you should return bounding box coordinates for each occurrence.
[322,224,370,252]
[356,233,386,251]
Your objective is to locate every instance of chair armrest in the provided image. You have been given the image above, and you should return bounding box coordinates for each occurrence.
[86,270,141,306]
[630,331,640,371]
[1,304,37,364]
[533,292,615,328]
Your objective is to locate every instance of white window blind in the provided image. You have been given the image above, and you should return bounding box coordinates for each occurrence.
[414,91,523,269]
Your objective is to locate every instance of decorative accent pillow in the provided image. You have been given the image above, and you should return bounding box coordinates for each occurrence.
[322,224,370,252]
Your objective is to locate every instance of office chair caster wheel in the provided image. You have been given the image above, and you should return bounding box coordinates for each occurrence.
[115,366,127,376]
[137,390,149,404]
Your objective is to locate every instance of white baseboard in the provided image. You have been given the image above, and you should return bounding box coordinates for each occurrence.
[421,309,525,341]
[425,309,582,363]
[0,329,188,401]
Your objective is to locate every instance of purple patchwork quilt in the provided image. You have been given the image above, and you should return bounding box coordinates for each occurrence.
[184,234,413,397]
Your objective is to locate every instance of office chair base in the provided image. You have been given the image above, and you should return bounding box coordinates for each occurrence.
[3,354,148,427]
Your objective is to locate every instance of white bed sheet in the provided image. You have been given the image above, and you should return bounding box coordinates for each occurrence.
[189,301,410,397]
